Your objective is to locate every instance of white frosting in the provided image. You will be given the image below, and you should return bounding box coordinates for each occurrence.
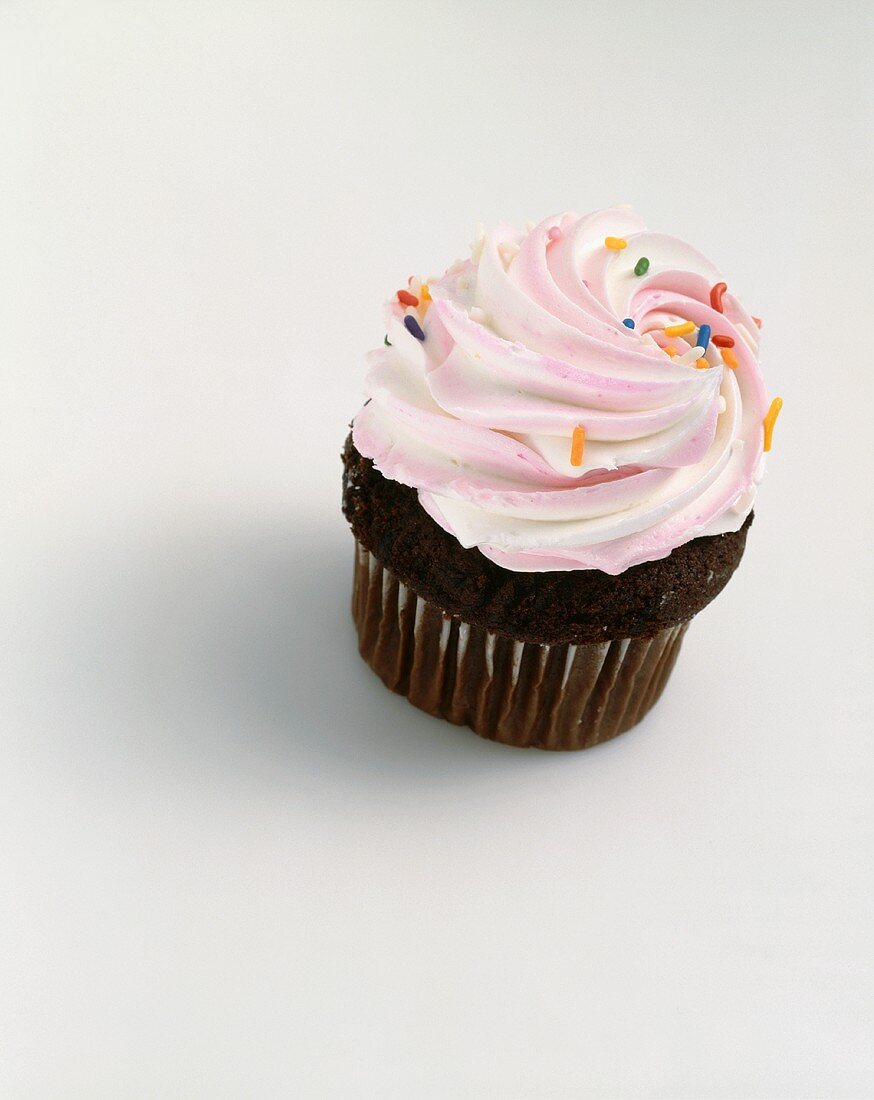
[353,207,770,574]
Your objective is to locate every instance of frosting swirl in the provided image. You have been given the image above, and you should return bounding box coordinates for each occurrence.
[353,207,770,574]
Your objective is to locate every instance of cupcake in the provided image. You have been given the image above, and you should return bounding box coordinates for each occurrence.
[343,207,782,750]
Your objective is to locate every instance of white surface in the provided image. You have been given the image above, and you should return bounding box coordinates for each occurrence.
[1,3,872,1097]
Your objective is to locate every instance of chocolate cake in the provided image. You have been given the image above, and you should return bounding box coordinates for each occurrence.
[343,435,752,646]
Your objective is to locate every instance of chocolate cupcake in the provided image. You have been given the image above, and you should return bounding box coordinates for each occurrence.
[343,207,782,750]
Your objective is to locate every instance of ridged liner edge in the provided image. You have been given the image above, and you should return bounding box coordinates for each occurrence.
[352,540,689,751]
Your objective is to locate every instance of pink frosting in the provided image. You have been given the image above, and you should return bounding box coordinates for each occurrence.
[353,207,770,574]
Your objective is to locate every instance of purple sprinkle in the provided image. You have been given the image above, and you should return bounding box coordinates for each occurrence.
[404,315,425,341]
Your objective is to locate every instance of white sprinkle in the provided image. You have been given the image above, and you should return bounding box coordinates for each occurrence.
[677,345,706,366]
[718,396,727,413]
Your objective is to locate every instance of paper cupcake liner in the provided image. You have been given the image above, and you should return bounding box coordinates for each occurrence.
[352,540,689,751]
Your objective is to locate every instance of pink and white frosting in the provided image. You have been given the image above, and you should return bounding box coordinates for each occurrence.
[353,206,769,574]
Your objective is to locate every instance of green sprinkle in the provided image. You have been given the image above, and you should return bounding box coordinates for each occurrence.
[384,335,392,346]
[634,256,650,276]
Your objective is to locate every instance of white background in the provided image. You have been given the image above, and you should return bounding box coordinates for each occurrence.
[1,3,872,1097]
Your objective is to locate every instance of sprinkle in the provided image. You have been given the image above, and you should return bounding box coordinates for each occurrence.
[753,316,763,328]
[695,356,712,369]
[721,348,739,369]
[397,289,419,308]
[570,425,586,467]
[604,236,627,250]
[763,397,783,451]
[420,284,431,303]
[696,324,712,352]
[710,282,728,313]
[384,335,392,346]
[665,320,695,337]
[711,334,735,348]
[548,226,562,241]
[664,345,678,357]
[403,315,425,340]
[622,317,635,329]
[678,346,706,366]
[634,256,650,276]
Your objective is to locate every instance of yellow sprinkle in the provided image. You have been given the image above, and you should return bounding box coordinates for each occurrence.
[570,425,586,467]
[664,345,677,357]
[763,397,783,452]
[604,236,627,251]
[420,283,431,303]
[721,347,739,369]
[664,321,695,337]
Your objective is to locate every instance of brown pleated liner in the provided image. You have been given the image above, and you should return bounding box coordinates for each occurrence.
[352,540,690,751]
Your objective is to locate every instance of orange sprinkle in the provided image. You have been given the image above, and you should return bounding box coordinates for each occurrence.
[752,316,763,329]
[721,348,739,369]
[664,345,678,357]
[695,357,712,369]
[665,321,695,337]
[570,425,586,467]
[763,397,783,451]
[420,284,431,303]
[604,236,627,251]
